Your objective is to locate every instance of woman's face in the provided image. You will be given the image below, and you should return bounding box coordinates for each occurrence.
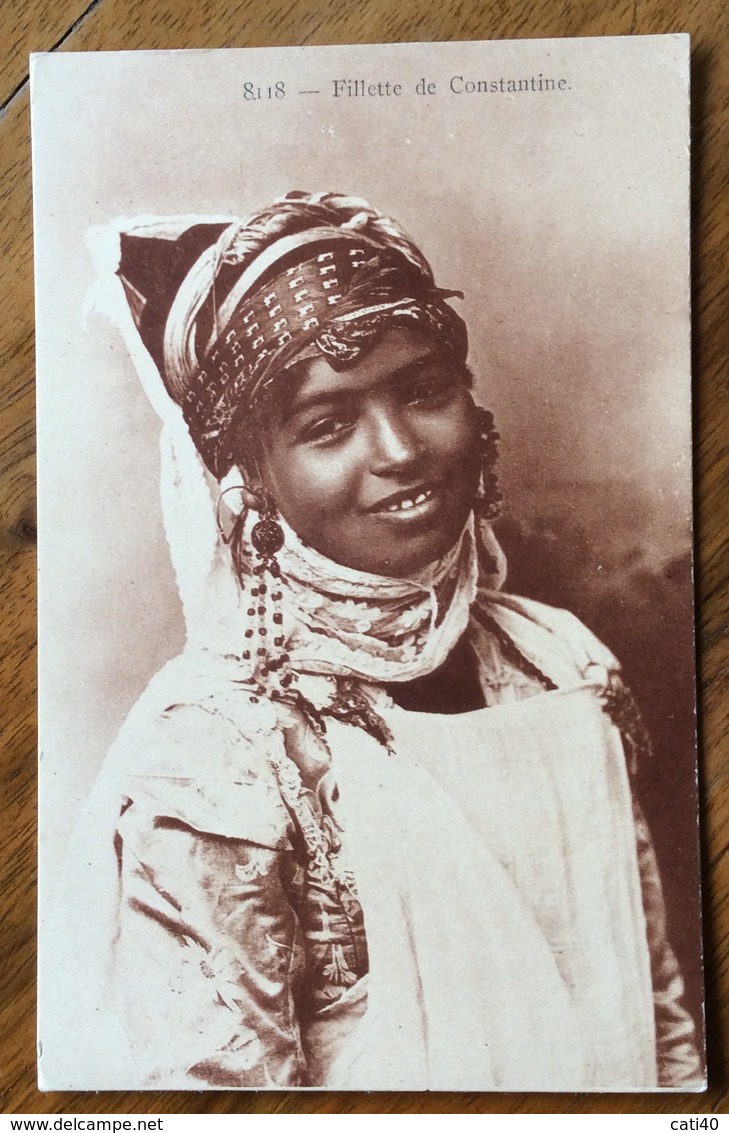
[254,327,482,578]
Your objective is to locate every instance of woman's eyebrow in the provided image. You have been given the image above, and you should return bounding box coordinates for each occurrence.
[281,385,355,422]
[387,354,447,385]
[281,351,449,422]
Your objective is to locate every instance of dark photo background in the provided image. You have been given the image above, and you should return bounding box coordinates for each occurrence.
[33,38,700,1042]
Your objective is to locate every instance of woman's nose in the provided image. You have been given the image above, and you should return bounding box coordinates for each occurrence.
[368,406,424,474]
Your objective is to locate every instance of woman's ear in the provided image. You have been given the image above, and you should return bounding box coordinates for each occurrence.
[241,484,264,512]
[219,466,265,514]
[234,464,267,513]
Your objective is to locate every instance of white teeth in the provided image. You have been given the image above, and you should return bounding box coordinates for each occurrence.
[385,488,433,512]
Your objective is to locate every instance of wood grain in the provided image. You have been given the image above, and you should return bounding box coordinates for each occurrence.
[2,0,728,1115]
[1,0,93,108]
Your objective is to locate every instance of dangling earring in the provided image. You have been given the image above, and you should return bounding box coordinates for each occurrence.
[243,497,292,698]
[250,495,285,578]
[474,406,502,522]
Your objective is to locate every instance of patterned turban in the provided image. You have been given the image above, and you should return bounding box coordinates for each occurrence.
[118,192,469,478]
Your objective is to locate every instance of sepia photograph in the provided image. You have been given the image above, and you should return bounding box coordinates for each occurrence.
[32,36,704,1092]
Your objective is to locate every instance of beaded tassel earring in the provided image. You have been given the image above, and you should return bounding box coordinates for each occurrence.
[472,407,504,579]
[475,407,502,521]
[250,497,285,576]
[242,497,295,701]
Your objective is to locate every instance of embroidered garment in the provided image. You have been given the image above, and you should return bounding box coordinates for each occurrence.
[40,599,702,1090]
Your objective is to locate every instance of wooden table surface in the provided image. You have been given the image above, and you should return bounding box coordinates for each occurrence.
[2,0,727,1116]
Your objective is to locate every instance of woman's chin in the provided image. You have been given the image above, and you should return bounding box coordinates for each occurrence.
[372,536,465,579]
[312,513,472,580]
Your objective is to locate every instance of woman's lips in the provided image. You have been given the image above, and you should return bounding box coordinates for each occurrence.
[366,482,445,521]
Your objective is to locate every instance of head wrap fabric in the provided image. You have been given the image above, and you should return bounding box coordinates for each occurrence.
[118,192,469,478]
[185,246,467,477]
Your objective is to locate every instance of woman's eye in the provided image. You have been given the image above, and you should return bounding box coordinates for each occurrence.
[301,413,355,445]
[403,373,457,405]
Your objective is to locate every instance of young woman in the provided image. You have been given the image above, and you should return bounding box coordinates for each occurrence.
[44,192,701,1091]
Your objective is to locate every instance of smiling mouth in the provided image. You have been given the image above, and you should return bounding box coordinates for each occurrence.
[384,487,434,512]
[369,483,443,515]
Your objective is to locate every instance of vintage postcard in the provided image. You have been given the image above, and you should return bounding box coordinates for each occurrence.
[32,36,704,1091]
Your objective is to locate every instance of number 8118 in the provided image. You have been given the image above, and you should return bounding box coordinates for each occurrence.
[243,81,286,100]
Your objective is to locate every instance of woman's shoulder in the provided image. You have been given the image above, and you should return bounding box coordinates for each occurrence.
[473,591,620,688]
[100,654,293,848]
